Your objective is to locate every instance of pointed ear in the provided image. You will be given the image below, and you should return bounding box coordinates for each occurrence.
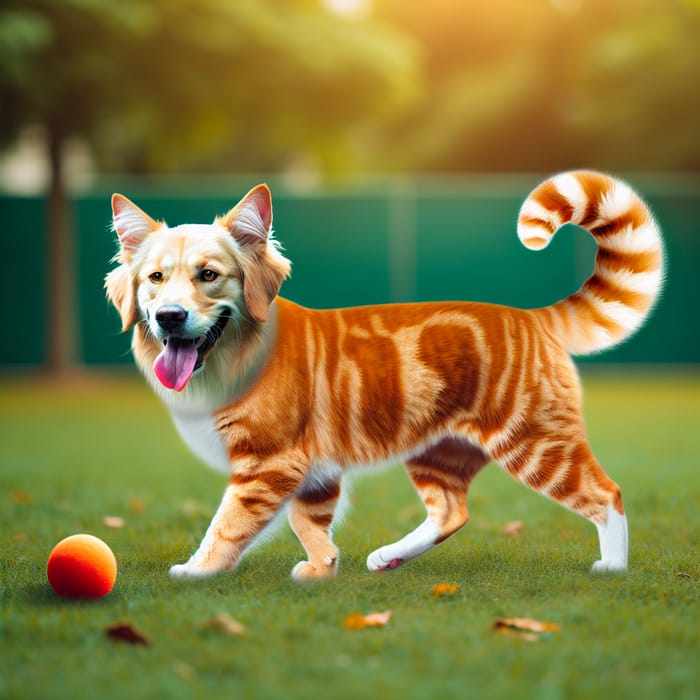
[105,265,139,331]
[218,185,290,322]
[217,184,273,247]
[111,194,162,260]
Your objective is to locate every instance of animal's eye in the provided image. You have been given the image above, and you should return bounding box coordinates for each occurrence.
[149,271,164,284]
[200,269,219,282]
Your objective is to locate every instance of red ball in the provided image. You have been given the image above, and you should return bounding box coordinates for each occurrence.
[47,534,117,598]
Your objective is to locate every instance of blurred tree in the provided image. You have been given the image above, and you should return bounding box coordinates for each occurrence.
[373,0,700,173]
[0,0,418,373]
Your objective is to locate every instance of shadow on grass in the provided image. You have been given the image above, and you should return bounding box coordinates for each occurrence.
[18,581,125,608]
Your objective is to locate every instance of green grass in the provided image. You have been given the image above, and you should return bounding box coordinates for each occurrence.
[1,372,698,700]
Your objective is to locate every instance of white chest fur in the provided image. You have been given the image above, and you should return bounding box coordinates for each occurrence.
[170,410,230,475]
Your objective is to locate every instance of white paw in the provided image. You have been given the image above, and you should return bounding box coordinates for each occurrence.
[591,559,627,574]
[367,548,404,572]
[168,562,215,579]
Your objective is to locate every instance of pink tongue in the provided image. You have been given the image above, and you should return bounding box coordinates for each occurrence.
[153,339,198,392]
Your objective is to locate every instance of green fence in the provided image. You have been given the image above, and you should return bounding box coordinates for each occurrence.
[1,174,698,367]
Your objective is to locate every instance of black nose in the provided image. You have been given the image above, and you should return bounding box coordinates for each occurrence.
[155,305,188,332]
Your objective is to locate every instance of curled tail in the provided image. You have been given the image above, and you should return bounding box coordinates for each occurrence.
[518,170,664,355]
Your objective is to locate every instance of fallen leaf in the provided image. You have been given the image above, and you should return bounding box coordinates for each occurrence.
[181,499,209,517]
[432,583,459,599]
[105,623,149,646]
[558,529,577,542]
[494,617,560,633]
[173,661,196,680]
[344,610,392,630]
[498,629,540,642]
[10,490,32,505]
[206,613,246,637]
[502,520,524,537]
[129,498,145,514]
[493,617,560,641]
[102,516,125,529]
[335,654,352,667]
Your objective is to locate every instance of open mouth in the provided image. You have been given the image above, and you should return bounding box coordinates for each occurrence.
[152,309,231,392]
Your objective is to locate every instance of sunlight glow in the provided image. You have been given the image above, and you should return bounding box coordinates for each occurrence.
[323,0,372,20]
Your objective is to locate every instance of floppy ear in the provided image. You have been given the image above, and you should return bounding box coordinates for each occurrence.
[111,194,162,262]
[236,251,291,323]
[218,184,291,322]
[105,264,139,332]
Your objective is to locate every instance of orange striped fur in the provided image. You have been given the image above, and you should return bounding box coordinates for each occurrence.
[105,171,663,579]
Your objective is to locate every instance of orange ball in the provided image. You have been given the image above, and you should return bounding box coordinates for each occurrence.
[47,534,117,599]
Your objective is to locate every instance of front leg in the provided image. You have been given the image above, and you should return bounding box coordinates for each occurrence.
[169,453,308,579]
[288,475,341,581]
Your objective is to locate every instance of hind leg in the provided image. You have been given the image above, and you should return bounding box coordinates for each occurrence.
[592,503,628,573]
[496,434,627,573]
[367,438,489,572]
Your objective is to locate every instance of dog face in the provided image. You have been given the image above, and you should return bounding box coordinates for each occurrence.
[105,185,291,392]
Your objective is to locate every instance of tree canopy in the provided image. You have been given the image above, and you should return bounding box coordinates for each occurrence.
[1,0,697,176]
[374,0,700,173]
[0,0,418,175]
[0,0,696,375]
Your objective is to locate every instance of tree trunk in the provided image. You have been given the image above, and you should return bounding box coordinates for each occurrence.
[46,128,79,375]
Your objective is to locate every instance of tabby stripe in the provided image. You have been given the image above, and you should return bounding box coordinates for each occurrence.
[231,469,304,496]
[546,468,580,502]
[524,450,564,490]
[309,512,334,529]
[532,180,575,222]
[296,479,341,505]
[519,215,557,234]
[238,495,275,514]
[596,247,661,275]
[573,171,611,225]
[259,470,305,496]
[214,530,249,547]
[584,274,653,313]
[500,438,540,476]
[590,202,647,240]
[410,469,457,494]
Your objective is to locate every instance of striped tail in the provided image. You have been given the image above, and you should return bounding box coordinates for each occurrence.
[517,170,664,355]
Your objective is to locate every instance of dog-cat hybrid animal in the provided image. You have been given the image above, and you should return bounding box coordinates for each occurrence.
[105,171,663,580]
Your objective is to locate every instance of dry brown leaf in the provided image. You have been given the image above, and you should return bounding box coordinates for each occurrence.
[129,497,145,514]
[494,617,560,633]
[432,583,459,599]
[102,515,125,529]
[206,613,246,637]
[493,617,560,641]
[502,520,524,537]
[10,490,32,505]
[344,610,392,630]
[105,623,149,646]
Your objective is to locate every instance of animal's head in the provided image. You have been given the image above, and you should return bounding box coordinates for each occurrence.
[105,185,291,392]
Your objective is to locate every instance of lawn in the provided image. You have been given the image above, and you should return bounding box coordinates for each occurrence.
[1,372,698,700]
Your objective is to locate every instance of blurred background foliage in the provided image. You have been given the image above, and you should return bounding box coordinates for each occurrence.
[0,0,698,373]
[1,0,698,179]
[375,0,700,173]
[0,0,418,177]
